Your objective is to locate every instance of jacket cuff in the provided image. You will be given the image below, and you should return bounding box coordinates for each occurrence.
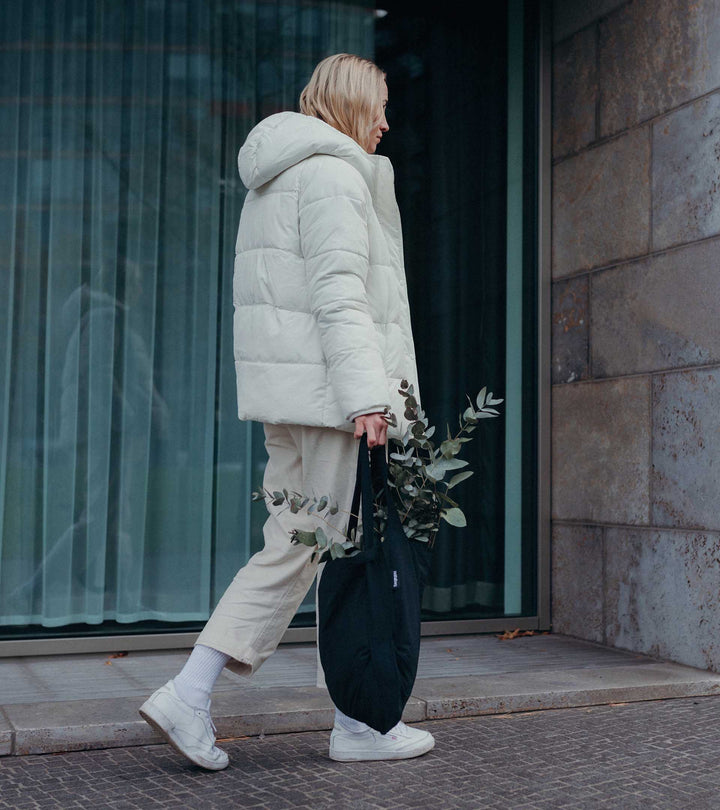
[347,405,390,423]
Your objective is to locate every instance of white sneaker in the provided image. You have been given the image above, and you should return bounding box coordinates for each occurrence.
[329,720,435,762]
[139,680,229,771]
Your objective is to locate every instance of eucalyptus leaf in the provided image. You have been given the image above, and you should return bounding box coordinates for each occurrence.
[441,507,467,527]
[293,529,318,547]
[424,463,446,482]
[440,439,461,458]
[447,470,474,489]
[314,526,328,549]
[476,387,487,409]
[442,458,469,471]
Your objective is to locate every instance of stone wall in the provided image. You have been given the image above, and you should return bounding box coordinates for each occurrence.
[551,0,720,671]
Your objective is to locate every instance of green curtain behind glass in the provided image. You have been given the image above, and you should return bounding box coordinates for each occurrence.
[376,3,509,615]
[0,0,373,627]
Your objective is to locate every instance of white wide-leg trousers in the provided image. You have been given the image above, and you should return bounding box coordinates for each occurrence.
[195,423,358,678]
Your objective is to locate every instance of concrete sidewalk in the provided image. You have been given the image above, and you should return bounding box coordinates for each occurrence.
[1,633,719,757]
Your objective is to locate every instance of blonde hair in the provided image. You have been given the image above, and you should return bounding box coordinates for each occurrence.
[299,53,386,152]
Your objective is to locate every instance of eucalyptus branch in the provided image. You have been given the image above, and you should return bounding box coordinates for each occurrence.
[251,382,503,557]
[386,380,503,546]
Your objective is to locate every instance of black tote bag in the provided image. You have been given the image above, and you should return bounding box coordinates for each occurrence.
[318,434,433,734]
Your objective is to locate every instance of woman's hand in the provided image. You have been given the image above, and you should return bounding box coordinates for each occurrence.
[353,412,388,448]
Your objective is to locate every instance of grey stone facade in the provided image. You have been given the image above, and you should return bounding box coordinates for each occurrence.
[551,0,720,671]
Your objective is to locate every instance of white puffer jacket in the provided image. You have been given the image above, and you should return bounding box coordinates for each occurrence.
[233,111,418,431]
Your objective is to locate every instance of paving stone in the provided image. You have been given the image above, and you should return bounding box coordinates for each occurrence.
[591,239,720,377]
[599,0,720,137]
[552,128,650,277]
[551,524,603,643]
[653,368,720,529]
[552,378,651,524]
[553,0,628,43]
[652,92,720,250]
[605,528,720,671]
[553,26,597,158]
[552,275,589,384]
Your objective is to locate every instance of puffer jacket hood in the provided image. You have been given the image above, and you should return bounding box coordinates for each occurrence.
[238,112,375,191]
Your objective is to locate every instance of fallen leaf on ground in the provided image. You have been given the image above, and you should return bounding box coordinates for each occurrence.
[496,629,546,640]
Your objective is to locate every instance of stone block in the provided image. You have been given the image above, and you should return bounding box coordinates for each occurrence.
[552,378,651,524]
[551,524,603,643]
[605,527,720,671]
[552,275,589,384]
[599,0,720,137]
[0,709,12,755]
[4,697,158,756]
[552,128,650,278]
[553,0,628,43]
[653,368,720,529]
[553,27,597,158]
[414,663,720,718]
[653,93,720,250]
[591,240,720,377]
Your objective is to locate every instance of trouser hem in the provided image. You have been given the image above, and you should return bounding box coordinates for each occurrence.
[193,636,259,678]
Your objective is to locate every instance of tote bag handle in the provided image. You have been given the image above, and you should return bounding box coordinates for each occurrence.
[346,434,375,553]
[345,434,400,554]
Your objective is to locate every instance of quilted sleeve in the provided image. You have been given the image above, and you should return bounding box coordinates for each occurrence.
[298,158,389,421]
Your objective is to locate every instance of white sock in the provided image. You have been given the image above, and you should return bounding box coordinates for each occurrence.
[334,707,370,733]
[173,644,231,710]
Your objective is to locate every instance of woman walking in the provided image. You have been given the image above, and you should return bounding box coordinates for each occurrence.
[139,53,433,770]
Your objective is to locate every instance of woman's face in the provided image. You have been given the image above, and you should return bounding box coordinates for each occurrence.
[366,81,389,154]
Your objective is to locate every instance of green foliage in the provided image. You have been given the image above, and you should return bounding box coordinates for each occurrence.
[254,384,502,555]
[386,380,503,547]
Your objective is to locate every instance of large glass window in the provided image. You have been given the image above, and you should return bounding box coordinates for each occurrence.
[377,0,539,621]
[0,0,539,641]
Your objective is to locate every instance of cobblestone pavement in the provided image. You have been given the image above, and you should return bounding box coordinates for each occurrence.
[2,696,720,809]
